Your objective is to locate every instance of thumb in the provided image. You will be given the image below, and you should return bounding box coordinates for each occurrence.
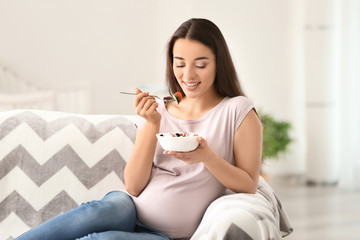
[197,136,207,146]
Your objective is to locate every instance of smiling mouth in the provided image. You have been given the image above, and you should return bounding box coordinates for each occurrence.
[183,81,200,87]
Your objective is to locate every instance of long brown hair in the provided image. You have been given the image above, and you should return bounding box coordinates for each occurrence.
[166,18,245,97]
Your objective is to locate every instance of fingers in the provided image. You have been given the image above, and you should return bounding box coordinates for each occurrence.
[163,150,195,160]
[133,89,158,118]
[136,97,158,116]
[137,96,154,110]
[132,88,160,123]
[133,91,149,109]
[163,150,186,157]
[163,137,208,164]
[134,90,156,111]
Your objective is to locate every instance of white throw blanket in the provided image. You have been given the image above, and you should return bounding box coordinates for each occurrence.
[190,177,293,240]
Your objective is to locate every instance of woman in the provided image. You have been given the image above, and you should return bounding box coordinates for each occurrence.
[125,18,262,239]
[16,18,284,240]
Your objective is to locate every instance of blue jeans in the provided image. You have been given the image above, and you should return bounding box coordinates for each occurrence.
[15,191,172,240]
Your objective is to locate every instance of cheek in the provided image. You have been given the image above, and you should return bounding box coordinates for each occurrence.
[173,68,183,79]
[203,69,216,83]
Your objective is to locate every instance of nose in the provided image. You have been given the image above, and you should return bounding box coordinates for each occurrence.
[183,66,196,81]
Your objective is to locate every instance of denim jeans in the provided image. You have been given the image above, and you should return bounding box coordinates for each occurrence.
[15,191,172,240]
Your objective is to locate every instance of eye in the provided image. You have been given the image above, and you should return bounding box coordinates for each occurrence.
[175,65,185,68]
[174,61,185,68]
[196,64,207,69]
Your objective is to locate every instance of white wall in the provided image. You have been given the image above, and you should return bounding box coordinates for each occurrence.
[338,0,360,188]
[0,0,307,175]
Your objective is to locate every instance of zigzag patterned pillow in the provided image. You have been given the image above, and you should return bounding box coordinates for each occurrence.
[0,109,136,239]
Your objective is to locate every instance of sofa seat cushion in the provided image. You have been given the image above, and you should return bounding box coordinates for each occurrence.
[0,109,136,239]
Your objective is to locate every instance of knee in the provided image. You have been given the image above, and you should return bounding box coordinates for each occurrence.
[100,191,136,220]
[102,191,134,206]
[80,191,136,220]
[78,191,136,232]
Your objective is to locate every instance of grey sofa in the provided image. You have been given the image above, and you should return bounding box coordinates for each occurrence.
[0,109,292,240]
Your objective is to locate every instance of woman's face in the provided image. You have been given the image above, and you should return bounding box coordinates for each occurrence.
[172,38,217,99]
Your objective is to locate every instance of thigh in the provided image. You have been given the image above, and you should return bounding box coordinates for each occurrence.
[15,191,137,240]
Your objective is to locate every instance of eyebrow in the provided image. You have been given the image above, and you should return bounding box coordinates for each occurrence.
[174,56,210,61]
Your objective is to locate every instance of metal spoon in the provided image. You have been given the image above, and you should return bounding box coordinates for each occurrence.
[119,91,175,103]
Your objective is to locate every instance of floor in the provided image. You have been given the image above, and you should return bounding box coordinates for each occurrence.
[270,175,360,240]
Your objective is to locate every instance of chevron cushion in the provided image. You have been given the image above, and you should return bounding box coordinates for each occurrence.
[0,109,136,239]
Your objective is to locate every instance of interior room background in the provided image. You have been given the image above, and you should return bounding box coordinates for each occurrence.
[0,0,359,187]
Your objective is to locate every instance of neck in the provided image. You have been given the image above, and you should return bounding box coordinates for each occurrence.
[179,94,223,119]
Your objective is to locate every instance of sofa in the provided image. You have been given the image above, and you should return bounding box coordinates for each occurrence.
[0,109,292,240]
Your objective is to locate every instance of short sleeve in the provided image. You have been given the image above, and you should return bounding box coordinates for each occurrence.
[234,97,255,131]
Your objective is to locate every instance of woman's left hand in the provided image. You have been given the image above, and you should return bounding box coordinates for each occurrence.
[163,137,213,164]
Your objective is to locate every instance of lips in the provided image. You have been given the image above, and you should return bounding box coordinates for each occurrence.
[183,81,200,87]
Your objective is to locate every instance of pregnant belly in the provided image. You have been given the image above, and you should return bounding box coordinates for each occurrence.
[132,169,224,238]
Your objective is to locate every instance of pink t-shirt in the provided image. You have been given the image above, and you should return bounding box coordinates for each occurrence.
[132,96,254,238]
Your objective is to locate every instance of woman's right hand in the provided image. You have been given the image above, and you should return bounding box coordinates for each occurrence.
[133,88,161,124]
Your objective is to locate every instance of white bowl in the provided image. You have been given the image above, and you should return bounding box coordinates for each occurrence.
[156,132,200,152]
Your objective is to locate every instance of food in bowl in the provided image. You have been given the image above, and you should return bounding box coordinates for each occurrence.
[156,132,200,152]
